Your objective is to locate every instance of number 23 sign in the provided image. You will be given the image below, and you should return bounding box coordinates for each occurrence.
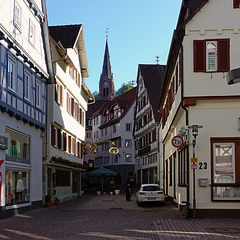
[172,136,184,148]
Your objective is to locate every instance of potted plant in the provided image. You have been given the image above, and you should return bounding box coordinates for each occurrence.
[55,197,60,205]
[45,195,51,207]
[95,185,101,195]
[114,184,120,195]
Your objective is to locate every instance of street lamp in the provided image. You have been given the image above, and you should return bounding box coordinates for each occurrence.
[188,124,203,219]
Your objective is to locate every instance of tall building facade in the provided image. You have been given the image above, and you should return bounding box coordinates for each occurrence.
[42,24,93,203]
[0,0,53,217]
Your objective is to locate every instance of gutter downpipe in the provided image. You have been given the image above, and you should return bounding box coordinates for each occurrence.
[174,30,190,206]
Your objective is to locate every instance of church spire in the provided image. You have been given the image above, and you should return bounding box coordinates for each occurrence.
[99,31,115,100]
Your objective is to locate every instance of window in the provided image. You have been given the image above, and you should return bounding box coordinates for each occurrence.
[178,146,188,186]
[211,138,240,200]
[125,139,132,148]
[113,125,116,133]
[24,70,31,100]
[193,39,230,72]
[29,20,35,45]
[8,57,16,92]
[206,41,217,71]
[213,143,235,183]
[126,123,132,132]
[14,2,21,29]
[114,155,118,163]
[5,169,30,206]
[56,170,70,186]
[5,128,30,164]
[36,80,41,108]
[55,83,63,106]
[233,0,240,8]
[125,154,132,162]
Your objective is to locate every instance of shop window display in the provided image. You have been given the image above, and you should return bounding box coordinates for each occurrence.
[5,170,30,205]
[5,128,30,164]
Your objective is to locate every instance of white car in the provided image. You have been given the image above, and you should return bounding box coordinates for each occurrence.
[136,184,165,206]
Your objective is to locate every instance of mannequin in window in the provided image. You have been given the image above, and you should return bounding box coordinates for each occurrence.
[16,173,24,202]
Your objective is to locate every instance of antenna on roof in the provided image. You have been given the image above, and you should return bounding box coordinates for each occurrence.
[106,28,109,40]
[155,56,160,65]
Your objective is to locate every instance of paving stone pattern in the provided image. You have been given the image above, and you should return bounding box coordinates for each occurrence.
[0,194,239,239]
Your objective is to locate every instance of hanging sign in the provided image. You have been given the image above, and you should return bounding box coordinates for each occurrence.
[109,147,119,155]
[171,136,184,148]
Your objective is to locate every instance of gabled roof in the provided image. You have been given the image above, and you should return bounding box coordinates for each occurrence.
[88,87,136,128]
[49,24,89,78]
[158,0,208,110]
[98,87,137,129]
[138,64,166,122]
[49,24,81,48]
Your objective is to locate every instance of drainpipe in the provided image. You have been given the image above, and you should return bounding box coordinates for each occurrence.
[174,30,190,204]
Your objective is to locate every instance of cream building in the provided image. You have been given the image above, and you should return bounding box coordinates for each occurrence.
[158,0,240,217]
[42,25,93,203]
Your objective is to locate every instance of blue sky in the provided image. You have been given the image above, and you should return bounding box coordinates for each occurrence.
[45,0,182,93]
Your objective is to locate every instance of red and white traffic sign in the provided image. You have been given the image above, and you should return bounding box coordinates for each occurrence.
[171,136,184,148]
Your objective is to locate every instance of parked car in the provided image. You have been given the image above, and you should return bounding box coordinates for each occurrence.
[136,184,164,206]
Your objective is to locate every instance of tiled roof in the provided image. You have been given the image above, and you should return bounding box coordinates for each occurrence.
[49,24,82,48]
[138,64,166,122]
[88,87,137,128]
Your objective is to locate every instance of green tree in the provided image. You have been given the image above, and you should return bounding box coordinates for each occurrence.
[92,91,99,100]
[115,82,133,96]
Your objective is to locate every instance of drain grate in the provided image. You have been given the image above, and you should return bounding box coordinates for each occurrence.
[208,228,240,233]
[102,200,114,202]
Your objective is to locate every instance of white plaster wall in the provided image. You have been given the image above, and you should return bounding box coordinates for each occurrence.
[0,0,48,74]
[0,113,42,205]
[183,0,240,97]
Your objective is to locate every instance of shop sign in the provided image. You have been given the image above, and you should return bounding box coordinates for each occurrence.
[109,147,119,154]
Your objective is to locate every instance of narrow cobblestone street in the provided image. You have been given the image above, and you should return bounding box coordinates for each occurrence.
[0,194,240,240]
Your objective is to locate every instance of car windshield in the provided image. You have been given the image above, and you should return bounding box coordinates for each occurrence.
[142,186,160,191]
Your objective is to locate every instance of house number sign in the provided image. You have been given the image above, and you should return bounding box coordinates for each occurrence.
[171,136,184,148]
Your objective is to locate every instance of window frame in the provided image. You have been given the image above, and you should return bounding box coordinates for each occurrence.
[24,69,31,101]
[193,39,230,72]
[14,1,22,30]
[36,80,41,109]
[29,19,35,46]
[8,56,17,93]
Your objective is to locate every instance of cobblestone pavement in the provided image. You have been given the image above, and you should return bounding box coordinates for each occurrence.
[0,193,240,239]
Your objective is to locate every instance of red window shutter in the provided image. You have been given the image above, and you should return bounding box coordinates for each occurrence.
[193,40,206,72]
[233,0,240,8]
[51,125,55,146]
[57,128,61,149]
[63,132,67,151]
[82,111,85,127]
[68,135,71,153]
[71,98,74,116]
[55,84,58,102]
[153,129,156,142]
[66,93,69,112]
[217,39,230,72]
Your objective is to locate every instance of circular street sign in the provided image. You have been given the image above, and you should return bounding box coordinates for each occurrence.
[109,147,119,155]
[171,136,184,148]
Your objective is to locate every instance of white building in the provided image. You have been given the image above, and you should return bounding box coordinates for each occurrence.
[158,0,240,217]
[42,25,93,203]
[133,64,165,186]
[0,0,53,217]
[90,87,137,188]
